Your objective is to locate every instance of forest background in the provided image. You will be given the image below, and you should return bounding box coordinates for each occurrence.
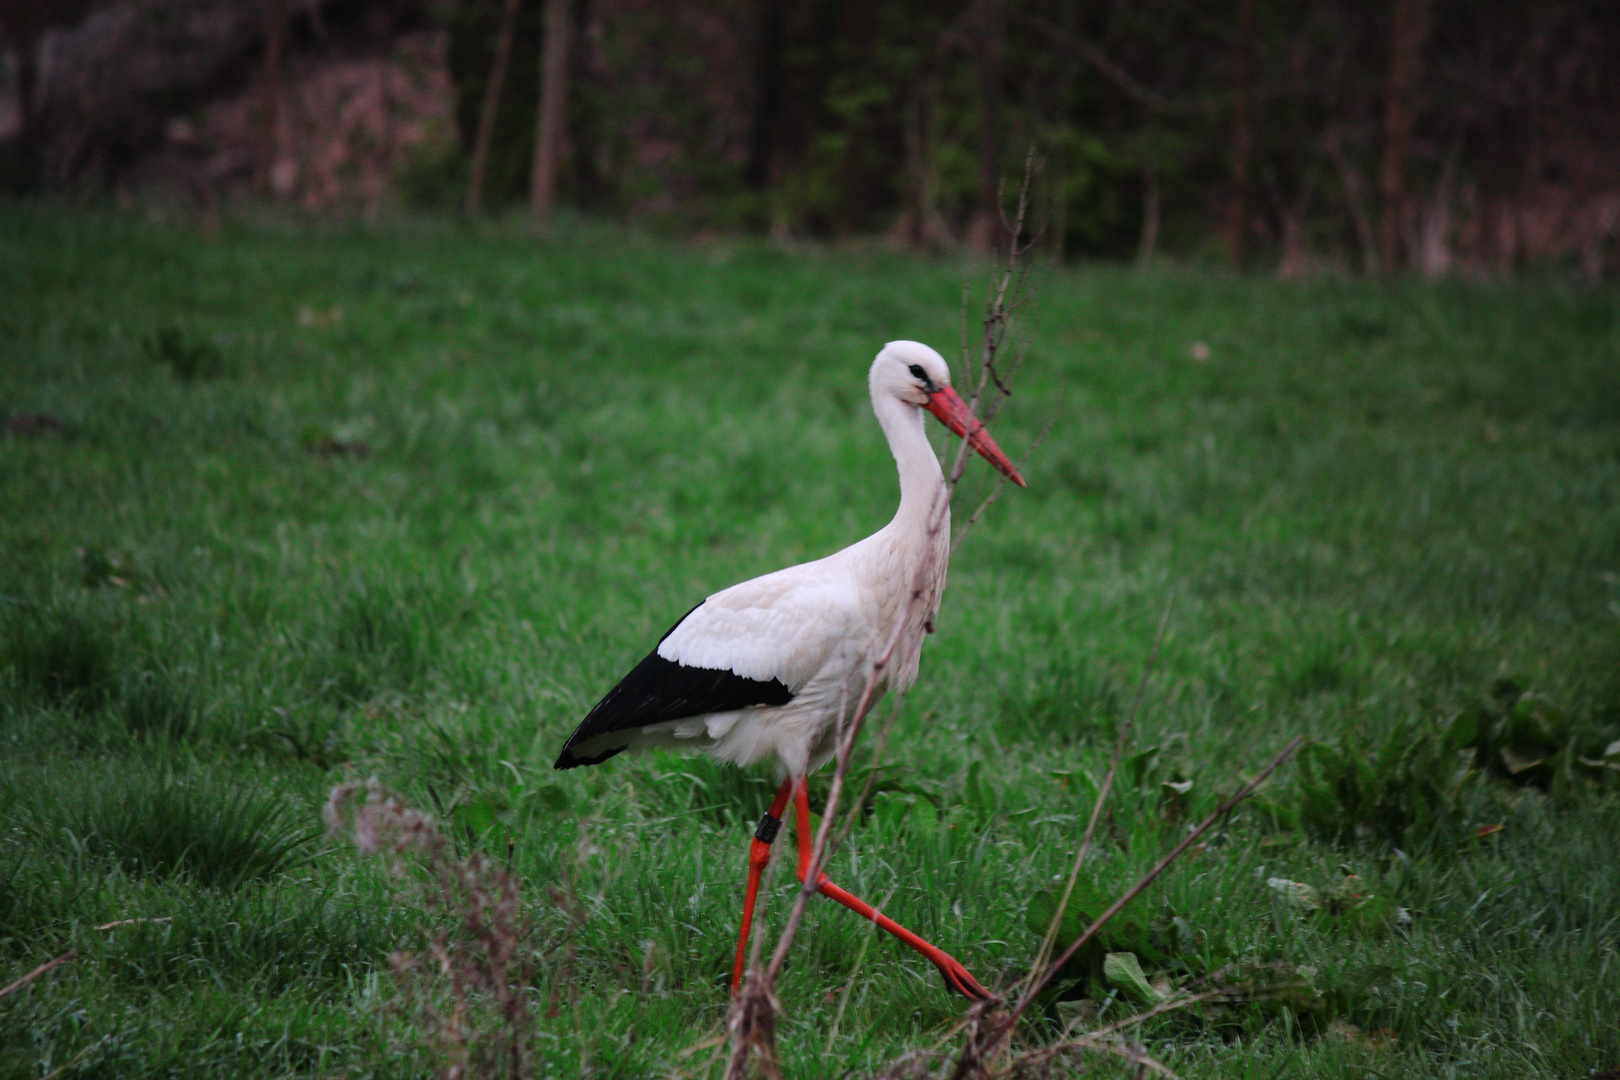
[2,0,1617,276]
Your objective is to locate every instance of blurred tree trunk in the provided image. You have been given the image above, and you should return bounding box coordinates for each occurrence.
[964,0,1004,254]
[893,69,952,252]
[1046,0,1081,262]
[1379,0,1431,271]
[1136,165,1160,268]
[1326,127,1378,275]
[0,0,97,188]
[253,0,285,198]
[1224,0,1255,269]
[744,0,784,191]
[467,0,520,215]
[566,0,603,208]
[530,0,570,220]
[1,5,44,187]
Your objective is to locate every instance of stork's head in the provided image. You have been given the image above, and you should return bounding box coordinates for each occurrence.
[871,340,1026,488]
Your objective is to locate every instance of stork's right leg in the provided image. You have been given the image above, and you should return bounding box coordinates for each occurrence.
[790,780,992,1000]
[730,779,793,995]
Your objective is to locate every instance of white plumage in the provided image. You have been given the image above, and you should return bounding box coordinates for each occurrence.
[554,339,1022,1002]
[557,340,1021,778]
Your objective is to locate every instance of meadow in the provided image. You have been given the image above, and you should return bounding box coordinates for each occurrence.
[1,204,1617,1079]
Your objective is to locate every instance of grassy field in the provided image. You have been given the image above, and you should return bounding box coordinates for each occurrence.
[2,204,1618,1079]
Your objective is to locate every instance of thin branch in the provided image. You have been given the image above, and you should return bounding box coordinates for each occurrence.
[951,403,1058,554]
[830,696,907,853]
[1017,595,1173,1004]
[822,885,897,1056]
[1018,1036,1181,1080]
[0,949,78,1001]
[1001,735,1307,1035]
[94,917,172,931]
[1026,14,1316,117]
[730,148,1049,1078]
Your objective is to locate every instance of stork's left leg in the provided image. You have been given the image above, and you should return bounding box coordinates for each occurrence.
[790,781,991,1000]
[730,778,794,995]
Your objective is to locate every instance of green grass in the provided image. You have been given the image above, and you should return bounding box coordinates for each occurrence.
[2,203,1618,1078]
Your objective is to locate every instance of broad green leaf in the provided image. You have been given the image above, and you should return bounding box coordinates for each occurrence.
[451,795,498,838]
[1024,874,1162,966]
[533,783,570,812]
[910,795,939,833]
[1103,951,1162,1005]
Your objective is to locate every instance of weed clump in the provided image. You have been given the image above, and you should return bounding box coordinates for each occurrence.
[307,584,435,706]
[1288,682,1619,854]
[142,324,227,381]
[1294,716,1481,852]
[0,602,118,710]
[1457,676,1620,792]
[10,763,314,887]
[327,779,535,1080]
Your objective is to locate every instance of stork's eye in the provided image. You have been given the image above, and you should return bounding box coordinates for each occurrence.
[907,364,927,381]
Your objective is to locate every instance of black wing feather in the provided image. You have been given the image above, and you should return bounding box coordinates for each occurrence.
[554,603,795,770]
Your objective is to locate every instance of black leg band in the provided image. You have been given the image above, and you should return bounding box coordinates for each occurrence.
[754,812,782,844]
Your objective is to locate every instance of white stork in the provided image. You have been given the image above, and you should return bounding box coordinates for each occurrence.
[555,340,1024,1000]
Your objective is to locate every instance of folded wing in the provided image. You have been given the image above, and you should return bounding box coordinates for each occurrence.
[553,563,866,769]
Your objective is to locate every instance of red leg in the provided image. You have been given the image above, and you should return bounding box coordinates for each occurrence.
[791,781,991,1000]
[731,779,793,995]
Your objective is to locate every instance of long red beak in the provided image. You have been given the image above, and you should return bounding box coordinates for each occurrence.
[924,386,1026,488]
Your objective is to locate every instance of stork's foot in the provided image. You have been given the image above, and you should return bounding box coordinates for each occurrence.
[930,950,993,1001]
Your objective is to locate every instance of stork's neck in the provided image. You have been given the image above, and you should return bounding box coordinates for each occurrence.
[872,392,949,538]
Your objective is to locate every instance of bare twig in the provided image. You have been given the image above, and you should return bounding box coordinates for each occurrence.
[1001,735,1307,1037]
[1015,1035,1181,1080]
[38,1038,101,1080]
[93,917,172,931]
[0,918,179,1002]
[1018,595,1173,1004]
[0,950,78,1001]
[830,696,907,853]
[823,886,898,1056]
[1006,965,1317,1079]
[327,780,534,1080]
[728,148,1049,1079]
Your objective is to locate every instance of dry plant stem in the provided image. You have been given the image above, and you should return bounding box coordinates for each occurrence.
[1030,1039,1179,1080]
[769,149,1041,978]
[1002,734,1308,1036]
[0,949,78,1001]
[1018,986,1295,1080]
[947,164,1042,554]
[1020,595,1173,1004]
[725,962,783,1080]
[732,146,1042,1077]
[951,406,1058,555]
[0,916,181,1002]
[830,695,906,852]
[37,1039,100,1080]
[326,780,533,1080]
[823,886,898,1056]
[94,917,172,930]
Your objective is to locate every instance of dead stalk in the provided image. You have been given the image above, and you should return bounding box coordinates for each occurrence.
[326,779,535,1080]
[0,918,178,1003]
[0,950,78,1001]
[726,149,1047,1077]
[1018,595,1173,1005]
[997,735,1308,1039]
